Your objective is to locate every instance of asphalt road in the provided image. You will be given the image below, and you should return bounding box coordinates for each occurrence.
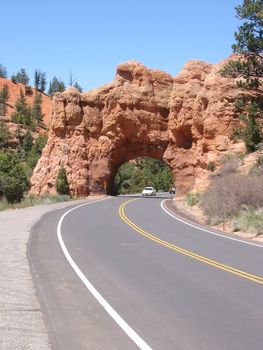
[29,195,263,350]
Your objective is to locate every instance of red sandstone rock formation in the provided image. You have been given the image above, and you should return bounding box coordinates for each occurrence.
[30,58,246,197]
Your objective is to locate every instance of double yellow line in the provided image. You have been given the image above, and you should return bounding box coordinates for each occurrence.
[119,199,263,285]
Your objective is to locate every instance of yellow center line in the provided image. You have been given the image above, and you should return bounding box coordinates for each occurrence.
[119,199,263,285]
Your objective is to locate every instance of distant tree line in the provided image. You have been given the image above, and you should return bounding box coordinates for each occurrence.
[0,64,83,95]
[114,157,174,195]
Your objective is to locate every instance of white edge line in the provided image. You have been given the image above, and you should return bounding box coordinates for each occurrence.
[57,197,152,350]
[161,199,263,248]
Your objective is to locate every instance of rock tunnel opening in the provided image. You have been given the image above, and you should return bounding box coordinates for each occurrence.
[110,156,175,196]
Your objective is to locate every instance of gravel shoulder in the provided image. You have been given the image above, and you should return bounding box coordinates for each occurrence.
[0,197,101,350]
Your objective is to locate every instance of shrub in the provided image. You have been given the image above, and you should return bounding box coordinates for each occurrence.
[220,154,240,175]
[256,155,263,167]
[201,174,263,222]
[233,209,263,236]
[25,134,48,171]
[22,130,33,153]
[249,155,263,176]
[0,151,28,202]
[0,121,10,148]
[184,192,200,207]
[207,161,216,172]
[55,167,69,195]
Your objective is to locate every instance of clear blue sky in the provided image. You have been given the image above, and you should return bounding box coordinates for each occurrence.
[1,0,241,92]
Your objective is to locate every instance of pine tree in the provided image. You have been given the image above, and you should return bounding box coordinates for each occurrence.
[31,93,43,123]
[12,68,30,85]
[0,85,9,116]
[0,122,10,149]
[221,0,263,152]
[0,151,28,202]
[74,82,83,92]
[34,70,41,90]
[34,70,46,92]
[11,88,32,126]
[0,64,7,78]
[22,130,33,153]
[40,72,46,92]
[48,77,65,97]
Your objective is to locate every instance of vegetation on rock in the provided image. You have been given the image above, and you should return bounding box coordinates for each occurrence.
[11,88,33,127]
[221,0,263,152]
[34,69,46,92]
[55,168,70,195]
[11,68,30,85]
[0,84,9,116]
[48,77,66,96]
[0,64,7,78]
[0,122,10,148]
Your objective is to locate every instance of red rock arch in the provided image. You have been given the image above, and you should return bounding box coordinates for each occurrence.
[30,60,242,197]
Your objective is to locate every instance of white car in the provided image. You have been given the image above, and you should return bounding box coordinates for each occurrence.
[142,186,156,196]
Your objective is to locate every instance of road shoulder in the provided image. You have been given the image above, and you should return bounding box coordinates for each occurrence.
[0,197,101,350]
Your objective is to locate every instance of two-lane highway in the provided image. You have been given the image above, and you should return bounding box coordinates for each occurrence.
[29,196,263,349]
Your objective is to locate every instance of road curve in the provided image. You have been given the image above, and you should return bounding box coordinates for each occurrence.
[29,196,263,350]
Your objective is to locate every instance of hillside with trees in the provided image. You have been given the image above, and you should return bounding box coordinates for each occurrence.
[0,64,84,206]
[185,0,263,239]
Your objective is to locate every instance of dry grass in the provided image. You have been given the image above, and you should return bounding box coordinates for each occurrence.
[233,208,263,237]
[201,174,263,223]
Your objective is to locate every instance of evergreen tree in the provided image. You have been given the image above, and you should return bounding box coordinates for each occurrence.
[11,74,17,83]
[31,93,43,122]
[12,68,30,85]
[74,82,83,92]
[0,85,9,116]
[11,88,32,127]
[34,70,46,92]
[33,134,47,155]
[0,151,28,202]
[48,77,65,96]
[22,130,33,153]
[221,0,263,152]
[0,64,7,78]
[25,134,47,170]
[55,167,69,195]
[221,0,263,88]
[0,122,10,149]
[34,70,41,90]
[40,72,46,92]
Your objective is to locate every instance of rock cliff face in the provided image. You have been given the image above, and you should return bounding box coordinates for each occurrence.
[30,58,245,196]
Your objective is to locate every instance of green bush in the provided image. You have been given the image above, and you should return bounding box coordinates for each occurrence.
[207,161,216,172]
[25,134,48,171]
[184,192,200,207]
[56,167,69,195]
[0,121,10,148]
[0,151,28,202]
